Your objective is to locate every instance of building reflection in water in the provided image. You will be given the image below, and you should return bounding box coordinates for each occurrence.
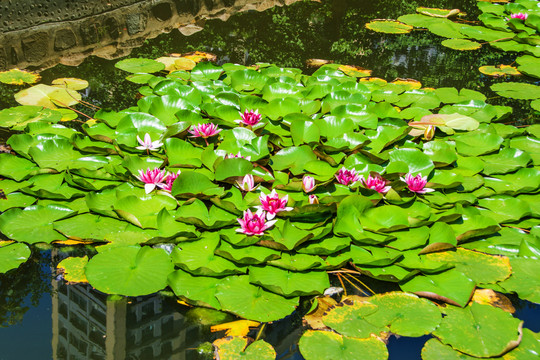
[51,280,203,360]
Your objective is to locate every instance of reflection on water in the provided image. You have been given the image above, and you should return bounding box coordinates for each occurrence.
[52,281,201,360]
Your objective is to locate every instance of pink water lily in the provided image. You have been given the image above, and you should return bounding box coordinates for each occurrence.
[511,12,528,20]
[136,133,163,152]
[236,208,277,236]
[302,175,316,193]
[335,167,361,186]
[361,174,391,194]
[401,173,434,194]
[309,194,319,205]
[226,152,252,161]
[136,168,168,194]
[236,174,255,192]
[258,189,293,220]
[189,123,222,145]
[237,109,262,126]
[158,170,181,192]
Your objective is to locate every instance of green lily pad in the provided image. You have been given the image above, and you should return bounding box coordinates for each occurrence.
[417,7,460,18]
[167,269,222,309]
[115,58,165,74]
[433,302,522,357]
[491,82,540,100]
[214,337,276,360]
[0,243,31,273]
[215,275,299,322]
[0,204,74,244]
[248,265,330,297]
[299,330,389,360]
[365,20,413,34]
[85,245,174,296]
[499,257,540,304]
[441,39,482,50]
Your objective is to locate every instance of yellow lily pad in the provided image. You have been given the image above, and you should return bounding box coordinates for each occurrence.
[417,7,461,18]
[392,78,422,89]
[471,289,515,313]
[213,336,276,360]
[0,68,41,85]
[14,84,81,109]
[365,20,413,34]
[57,256,89,283]
[360,77,388,86]
[479,65,521,77]
[338,65,372,77]
[441,39,482,51]
[51,77,89,90]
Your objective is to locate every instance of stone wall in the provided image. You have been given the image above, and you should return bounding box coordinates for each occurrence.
[0,0,300,70]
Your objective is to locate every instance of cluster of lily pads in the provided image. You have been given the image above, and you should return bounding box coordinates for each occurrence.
[366,0,540,113]
[0,50,539,359]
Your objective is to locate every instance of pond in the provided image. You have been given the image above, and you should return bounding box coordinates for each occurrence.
[0,0,539,359]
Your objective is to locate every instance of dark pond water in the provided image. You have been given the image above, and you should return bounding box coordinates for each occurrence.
[0,0,539,359]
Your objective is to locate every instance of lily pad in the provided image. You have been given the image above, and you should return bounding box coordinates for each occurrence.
[0,243,31,273]
[85,245,174,296]
[57,256,89,283]
[365,20,413,34]
[0,68,41,85]
[441,39,482,51]
[299,330,389,360]
[213,337,276,360]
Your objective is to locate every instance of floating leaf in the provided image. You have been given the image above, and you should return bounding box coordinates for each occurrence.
[491,82,540,100]
[433,302,522,357]
[85,245,174,296]
[115,58,165,73]
[213,337,276,360]
[365,20,413,34]
[0,68,41,85]
[417,7,460,18]
[299,330,389,360]
[0,243,31,273]
[14,84,81,109]
[479,65,521,77]
[51,78,89,90]
[57,256,89,283]
[441,39,482,50]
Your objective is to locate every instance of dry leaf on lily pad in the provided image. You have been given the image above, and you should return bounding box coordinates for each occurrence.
[392,78,422,89]
[471,289,515,313]
[211,320,261,337]
[182,51,217,63]
[57,256,89,283]
[338,65,372,77]
[213,336,276,360]
[304,296,338,330]
[306,59,334,68]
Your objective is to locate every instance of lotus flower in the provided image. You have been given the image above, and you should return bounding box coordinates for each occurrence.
[400,173,434,194]
[236,208,277,236]
[226,152,252,161]
[136,168,168,194]
[158,170,181,192]
[361,174,391,194]
[335,168,361,186]
[189,123,222,145]
[309,194,319,205]
[302,175,316,193]
[237,109,262,126]
[511,13,528,20]
[258,189,293,220]
[236,174,255,192]
[136,133,163,152]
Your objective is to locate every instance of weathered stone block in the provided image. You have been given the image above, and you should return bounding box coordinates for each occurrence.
[126,13,148,35]
[104,17,122,39]
[22,32,49,62]
[80,21,101,45]
[54,28,77,51]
